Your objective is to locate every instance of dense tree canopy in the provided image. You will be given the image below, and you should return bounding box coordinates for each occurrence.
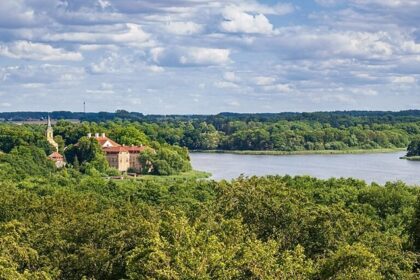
[64,137,109,174]
[3,110,420,152]
[407,139,420,157]
[138,143,191,176]
[0,167,418,279]
[49,116,420,153]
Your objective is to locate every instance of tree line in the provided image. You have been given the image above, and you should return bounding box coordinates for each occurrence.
[50,118,420,152]
[3,110,420,152]
[2,110,420,123]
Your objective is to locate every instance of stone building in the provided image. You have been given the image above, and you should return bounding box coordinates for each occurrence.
[89,133,146,172]
[102,146,130,172]
[48,151,66,169]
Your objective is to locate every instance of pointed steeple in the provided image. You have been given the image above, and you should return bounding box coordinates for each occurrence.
[46,115,58,152]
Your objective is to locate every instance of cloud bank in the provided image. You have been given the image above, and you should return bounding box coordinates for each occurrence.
[0,0,418,113]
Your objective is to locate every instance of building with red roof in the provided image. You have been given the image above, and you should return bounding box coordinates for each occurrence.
[89,133,121,148]
[89,133,147,172]
[48,151,66,169]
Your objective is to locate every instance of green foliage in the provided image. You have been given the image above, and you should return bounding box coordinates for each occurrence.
[0,171,418,279]
[0,221,55,279]
[139,143,192,175]
[107,124,149,146]
[105,167,120,176]
[48,117,420,153]
[64,137,108,173]
[413,195,420,252]
[126,118,417,152]
[0,124,53,155]
[407,139,420,157]
[53,135,65,154]
[0,146,55,180]
[319,243,382,280]
[53,121,90,145]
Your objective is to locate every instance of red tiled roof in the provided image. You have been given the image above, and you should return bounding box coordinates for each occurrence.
[103,146,129,153]
[103,145,148,154]
[49,152,64,160]
[84,134,150,154]
[95,136,121,147]
[126,146,147,153]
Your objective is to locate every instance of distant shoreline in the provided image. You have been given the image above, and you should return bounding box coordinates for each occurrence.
[191,148,406,156]
[134,170,212,181]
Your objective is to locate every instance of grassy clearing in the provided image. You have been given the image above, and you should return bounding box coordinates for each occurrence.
[192,148,406,156]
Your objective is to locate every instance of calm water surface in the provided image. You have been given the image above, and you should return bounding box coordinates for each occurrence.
[190,152,420,185]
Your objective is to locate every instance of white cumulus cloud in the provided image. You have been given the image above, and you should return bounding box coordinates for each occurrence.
[43,23,152,48]
[254,76,276,86]
[164,21,203,35]
[151,47,231,67]
[220,6,274,35]
[0,41,83,61]
[391,76,416,84]
[181,48,231,65]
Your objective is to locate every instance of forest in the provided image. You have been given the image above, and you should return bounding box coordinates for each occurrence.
[0,116,419,279]
[3,110,420,152]
[56,116,420,152]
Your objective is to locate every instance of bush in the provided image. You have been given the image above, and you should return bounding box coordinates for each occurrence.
[138,143,192,176]
[407,139,420,157]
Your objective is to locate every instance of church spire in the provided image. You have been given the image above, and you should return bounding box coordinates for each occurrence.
[46,115,58,152]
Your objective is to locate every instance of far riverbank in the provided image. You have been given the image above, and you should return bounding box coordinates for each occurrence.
[191,148,406,156]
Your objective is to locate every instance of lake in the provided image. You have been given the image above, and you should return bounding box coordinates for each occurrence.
[190,152,420,185]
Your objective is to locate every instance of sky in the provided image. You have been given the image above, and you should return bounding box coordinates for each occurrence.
[0,0,419,114]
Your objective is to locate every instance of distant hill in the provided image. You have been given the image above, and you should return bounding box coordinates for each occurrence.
[1,110,420,123]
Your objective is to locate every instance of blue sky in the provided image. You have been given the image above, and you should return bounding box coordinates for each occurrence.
[0,0,419,114]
